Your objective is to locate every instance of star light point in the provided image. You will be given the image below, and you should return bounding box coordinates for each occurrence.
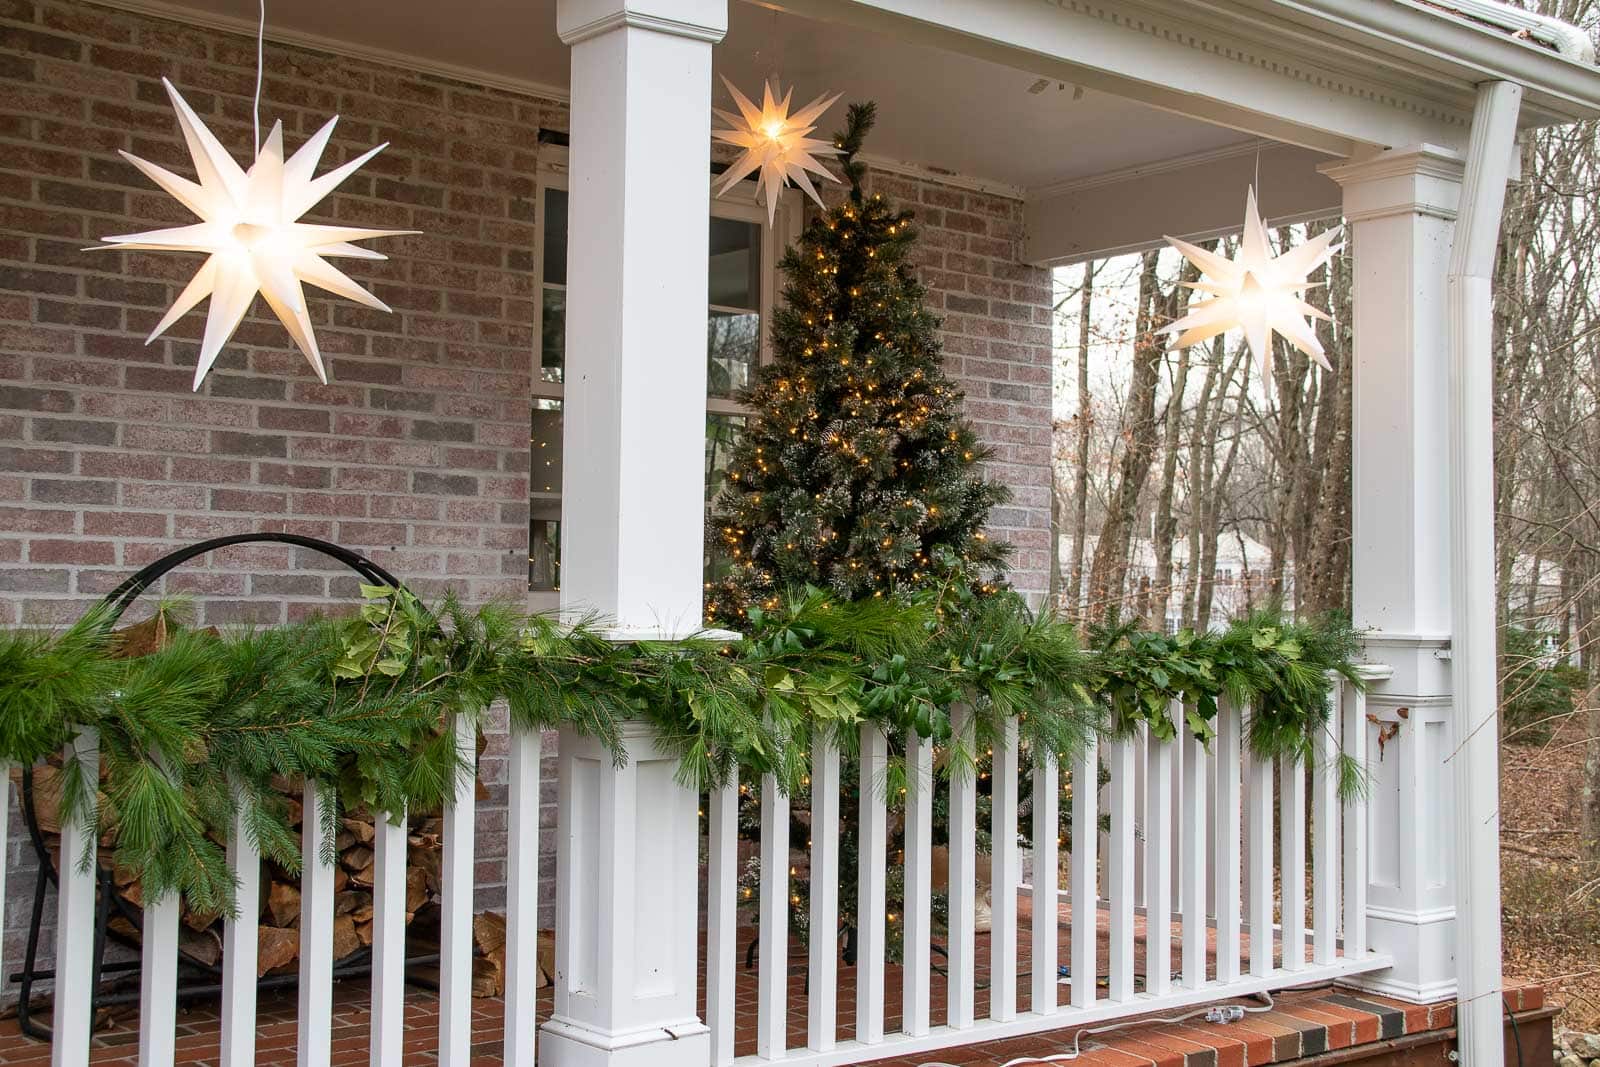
[712,77,841,225]
[92,79,416,390]
[1158,186,1341,383]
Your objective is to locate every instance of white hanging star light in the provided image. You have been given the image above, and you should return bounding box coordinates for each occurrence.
[92,79,415,389]
[1158,186,1341,384]
[713,77,841,225]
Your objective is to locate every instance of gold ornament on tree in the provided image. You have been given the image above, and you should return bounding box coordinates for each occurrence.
[1158,186,1341,383]
[91,78,415,389]
[712,77,841,225]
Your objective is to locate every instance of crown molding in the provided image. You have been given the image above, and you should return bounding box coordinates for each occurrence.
[557,9,727,47]
[89,0,573,104]
[856,152,1026,201]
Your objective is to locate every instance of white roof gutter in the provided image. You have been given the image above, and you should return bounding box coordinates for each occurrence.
[1434,0,1596,64]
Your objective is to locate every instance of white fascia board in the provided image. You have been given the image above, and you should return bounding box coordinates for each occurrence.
[772,0,1468,154]
[1224,0,1600,127]
[1024,141,1343,266]
[776,0,1600,155]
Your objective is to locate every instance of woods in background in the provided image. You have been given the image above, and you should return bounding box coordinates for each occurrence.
[1051,0,1599,855]
[1051,218,1350,632]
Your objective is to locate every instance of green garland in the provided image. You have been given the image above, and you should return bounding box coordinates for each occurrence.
[0,585,1363,917]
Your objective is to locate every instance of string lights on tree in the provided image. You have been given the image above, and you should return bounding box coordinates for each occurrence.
[1158,186,1340,383]
[705,102,1009,623]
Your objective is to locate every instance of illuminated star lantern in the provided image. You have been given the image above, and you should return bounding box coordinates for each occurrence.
[713,77,841,225]
[93,79,415,389]
[1158,186,1341,383]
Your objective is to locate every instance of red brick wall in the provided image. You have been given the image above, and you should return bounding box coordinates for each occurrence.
[0,0,1055,991]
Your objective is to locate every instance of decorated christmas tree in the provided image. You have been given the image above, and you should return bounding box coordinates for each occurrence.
[706,102,1010,624]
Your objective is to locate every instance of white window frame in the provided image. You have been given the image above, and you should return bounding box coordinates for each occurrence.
[528,148,802,608]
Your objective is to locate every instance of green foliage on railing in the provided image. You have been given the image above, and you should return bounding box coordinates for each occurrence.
[0,584,1363,917]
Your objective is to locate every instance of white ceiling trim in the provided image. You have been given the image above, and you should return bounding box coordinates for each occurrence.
[856,153,1026,201]
[1029,138,1278,199]
[91,0,574,104]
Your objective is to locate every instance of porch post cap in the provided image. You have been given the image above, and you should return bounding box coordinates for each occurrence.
[1317,143,1466,186]
[557,0,727,45]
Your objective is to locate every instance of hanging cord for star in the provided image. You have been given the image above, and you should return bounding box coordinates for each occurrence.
[916,991,1276,1067]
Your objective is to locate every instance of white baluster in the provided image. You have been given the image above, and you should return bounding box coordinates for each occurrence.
[439,713,476,1067]
[1313,681,1341,967]
[1181,717,1208,989]
[52,728,99,1067]
[1281,753,1307,971]
[370,809,408,1067]
[1030,750,1059,1016]
[1246,712,1275,976]
[707,774,739,1067]
[858,725,889,1044]
[1070,736,1098,1008]
[1214,698,1243,985]
[1133,737,1147,911]
[757,771,789,1059]
[1342,683,1369,959]
[505,725,542,1065]
[220,779,260,1067]
[808,734,840,1051]
[990,720,1019,1022]
[298,780,335,1067]
[138,757,180,1067]
[1144,718,1173,996]
[904,731,934,1036]
[948,705,977,1029]
[1106,736,1136,1003]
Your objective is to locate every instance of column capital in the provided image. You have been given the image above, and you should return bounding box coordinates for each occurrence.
[557,0,727,46]
[1319,144,1465,224]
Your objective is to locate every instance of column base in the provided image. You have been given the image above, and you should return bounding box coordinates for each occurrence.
[540,1017,710,1067]
[1342,904,1458,1003]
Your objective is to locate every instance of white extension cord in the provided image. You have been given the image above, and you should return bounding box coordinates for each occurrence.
[916,991,1275,1067]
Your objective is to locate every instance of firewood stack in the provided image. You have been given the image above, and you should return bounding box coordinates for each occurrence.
[13,614,555,997]
[19,763,454,978]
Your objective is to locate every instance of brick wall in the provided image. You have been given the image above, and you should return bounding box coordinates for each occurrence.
[0,0,1053,996]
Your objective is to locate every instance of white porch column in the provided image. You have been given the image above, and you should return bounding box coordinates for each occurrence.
[1322,147,1465,1004]
[545,723,710,1066]
[543,3,724,1066]
[556,0,725,639]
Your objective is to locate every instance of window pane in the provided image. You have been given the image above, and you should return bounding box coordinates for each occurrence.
[529,399,563,591]
[705,412,746,506]
[542,188,568,286]
[708,216,759,310]
[704,413,746,584]
[540,288,565,385]
[707,310,759,399]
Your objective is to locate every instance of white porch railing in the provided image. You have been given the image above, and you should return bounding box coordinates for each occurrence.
[20,677,1396,1067]
[706,680,1393,1067]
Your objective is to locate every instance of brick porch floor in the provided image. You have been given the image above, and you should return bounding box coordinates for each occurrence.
[0,897,1532,1066]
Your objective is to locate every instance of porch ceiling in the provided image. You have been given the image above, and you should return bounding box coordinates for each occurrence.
[105,0,1262,197]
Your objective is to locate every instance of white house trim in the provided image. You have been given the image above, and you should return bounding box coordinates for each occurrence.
[1025,141,1343,265]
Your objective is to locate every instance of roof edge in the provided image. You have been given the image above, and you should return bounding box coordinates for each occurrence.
[1426,0,1596,64]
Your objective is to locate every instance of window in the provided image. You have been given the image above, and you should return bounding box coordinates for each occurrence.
[528,169,795,597]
